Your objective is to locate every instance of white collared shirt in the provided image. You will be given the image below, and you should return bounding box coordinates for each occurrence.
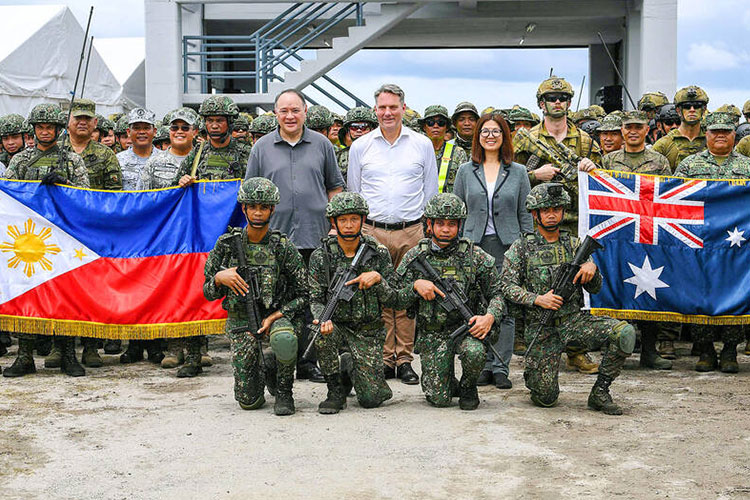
[347,125,438,223]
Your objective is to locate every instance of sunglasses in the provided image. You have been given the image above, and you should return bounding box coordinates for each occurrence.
[170,125,192,132]
[480,128,502,138]
[543,93,570,103]
[234,127,248,132]
[424,117,449,127]
[661,119,679,126]
[678,102,704,110]
[349,123,372,131]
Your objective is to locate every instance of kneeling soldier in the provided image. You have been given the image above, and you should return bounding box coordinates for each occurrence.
[309,192,396,413]
[396,193,506,410]
[499,183,635,415]
[203,178,308,415]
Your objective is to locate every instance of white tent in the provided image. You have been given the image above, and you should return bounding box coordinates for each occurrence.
[0,5,136,117]
[94,37,146,108]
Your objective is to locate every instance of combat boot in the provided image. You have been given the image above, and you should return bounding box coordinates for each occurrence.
[35,336,52,356]
[263,350,277,396]
[640,331,672,370]
[513,338,527,356]
[200,336,213,366]
[658,340,677,360]
[103,339,122,354]
[3,338,36,377]
[160,339,184,368]
[81,339,103,368]
[587,374,623,415]
[566,352,599,374]
[458,378,480,411]
[274,370,295,416]
[44,343,62,368]
[744,340,750,356]
[0,331,11,348]
[60,337,85,377]
[120,341,144,364]
[719,343,739,374]
[176,340,202,378]
[318,373,347,414]
[339,352,354,397]
[695,342,718,372]
[145,340,165,364]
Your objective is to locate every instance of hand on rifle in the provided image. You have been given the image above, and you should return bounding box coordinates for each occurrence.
[534,290,563,310]
[532,163,560,182]
[178,174,197,188]
[577,158,597,172]
[258,311,283,335]
[573,262,597,285]
[41,172,70,186]
[468,313,494,340]
[414,279,445,301]
[215,267,249,296]
[346,271,381,290]
[312,319,334,335]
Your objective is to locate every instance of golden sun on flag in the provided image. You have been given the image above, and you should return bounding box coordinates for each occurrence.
[0,218,61,277]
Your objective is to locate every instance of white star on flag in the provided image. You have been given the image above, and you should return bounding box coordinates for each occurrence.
[623,256,669,300]
[725,227,746,248]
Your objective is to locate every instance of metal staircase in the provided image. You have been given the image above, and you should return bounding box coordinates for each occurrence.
[182,2,421,110]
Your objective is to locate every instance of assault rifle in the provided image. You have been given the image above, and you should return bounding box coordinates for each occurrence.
[516,128,598,182]
[524,235,604,356]
[407,254,502,359]
[226,230,265,376]
[301,242,378,361]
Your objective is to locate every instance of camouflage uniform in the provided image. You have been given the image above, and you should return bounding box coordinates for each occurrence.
[601,112,670,175]
[500,184,634,413]
[653,86,710,171]
[138,108,199,190]
[6,144,89,187]
[116,108,160,189]
[735,135,750,158]
[395,194,505,409]
[0,114,28,167]
[310,195,396,409]
[451,102,479,158]
[420,105,468,194]
[204,178,308,413]
[675,113,748,371]
[336,107,377,183]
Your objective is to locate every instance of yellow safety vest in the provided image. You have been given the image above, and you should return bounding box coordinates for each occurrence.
[438,141,454,193]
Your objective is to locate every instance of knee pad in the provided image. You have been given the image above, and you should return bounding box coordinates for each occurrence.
[425,395,451,408]
[238,394,265,411]
[270,328,297,366]
[530,391,558,408]
[613,321,636,355]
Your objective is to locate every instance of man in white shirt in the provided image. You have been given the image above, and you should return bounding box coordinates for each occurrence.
[347,84,438,384]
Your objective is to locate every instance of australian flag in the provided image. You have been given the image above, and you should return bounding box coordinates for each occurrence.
[578,170,750,324]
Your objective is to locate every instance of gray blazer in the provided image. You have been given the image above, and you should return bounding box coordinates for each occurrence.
[453,160,534,246]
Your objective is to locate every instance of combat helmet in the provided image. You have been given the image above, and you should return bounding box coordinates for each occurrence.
[424,193,467,220]
[525,183,571,211]
[199,95,239,121]
[249,114,277,136]
[743,100,750,118]
[507,106,535,124]
[580,120,602,137]
[536,76,574,100]
[735,123,750,142]
[0,114,28,137]
[237,177,280,205]
[326,192,369,218]
[115,115,129,135]
[658,104,679,123]
[154,125,170,143]
[233,114,250,131]
[95,116,115,134]
[674,86,709,106]
[305,105,333,130]
[339,106,377,144]
[28,104,65,126]
[637,91,669,112]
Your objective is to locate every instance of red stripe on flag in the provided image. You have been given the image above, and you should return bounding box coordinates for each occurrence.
[0,254,227,325]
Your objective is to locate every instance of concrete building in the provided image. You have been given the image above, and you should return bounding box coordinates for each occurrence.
[144,0,677,116]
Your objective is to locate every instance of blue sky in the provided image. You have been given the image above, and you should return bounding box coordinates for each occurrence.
[3,0,748,113]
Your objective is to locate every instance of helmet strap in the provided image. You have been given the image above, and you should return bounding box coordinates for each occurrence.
[334,215,363,241]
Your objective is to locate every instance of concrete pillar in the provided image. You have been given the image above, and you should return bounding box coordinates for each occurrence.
[145,0,182,117]
[181,4,204,95]
[588,44,617,107]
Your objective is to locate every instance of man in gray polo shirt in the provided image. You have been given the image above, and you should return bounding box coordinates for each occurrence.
[245,88,344,382]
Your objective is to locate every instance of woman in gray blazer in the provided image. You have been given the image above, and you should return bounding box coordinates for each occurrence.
[453,112,533,389]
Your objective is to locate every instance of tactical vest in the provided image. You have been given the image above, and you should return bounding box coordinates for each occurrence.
[20,151,72,181]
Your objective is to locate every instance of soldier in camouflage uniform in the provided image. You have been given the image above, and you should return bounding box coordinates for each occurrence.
[0,114,28,167]
[114,115,130,153]
[500,183,635,415]
[95,115,116,149]
[138,108,198,190]
[172,95,250,186]
[451,102,480,158]
[507,106,537,137]
[203,177,308,415]
[395,194,506,410]
[737,132,750,158]
[336,106,377,183]
[309,192,396,413]
[716,104,742,127]
[3,104,89,379]
[153,125,170,150]
[249,113,277,144]
[637,91,669,121]
[420,105,468,194]
[653,86,709,171]
[306,105,334,136]
[598,113,624,155]
[674,112,750,374]
[232,114,252,145]
[116,108,160,191]
[329,112,344,148]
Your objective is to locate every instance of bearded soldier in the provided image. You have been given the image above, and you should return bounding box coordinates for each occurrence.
[203,178,308,415]
[396,193,505,410]
[309,192,396,413]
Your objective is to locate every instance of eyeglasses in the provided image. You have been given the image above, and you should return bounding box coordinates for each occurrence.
[480,128,502,138]
[170,125,191,132]
[660,119,679,126]
[678,102,704,110]
[349,123,372,132]
[424,117,448,127]
[543,93,570,103]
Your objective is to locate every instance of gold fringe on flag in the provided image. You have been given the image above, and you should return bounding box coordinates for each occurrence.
[0,315,227,339]
[590,308,750,326]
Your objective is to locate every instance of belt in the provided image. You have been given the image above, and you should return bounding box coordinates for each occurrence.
[365,218,421,230]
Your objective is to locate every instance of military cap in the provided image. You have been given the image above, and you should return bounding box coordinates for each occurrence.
[674,86,709,106]
[0,114,28,136]
[170,107,198,126]
[305,105,334,129]
[424,193,467,220]
[536,76,574,100]
[703,111,735,131]
[128,107,156,126]
[621,111,649,126]
[420,105,450,124]
[637,92,669,111]
[451,102,479,121]
[526,182,571,211]
[743,100,750,116]
[70,98,96,118]
[238,177,280,205]
[507,106,535,124]
[326,192,369,218]
[715,104,742,126]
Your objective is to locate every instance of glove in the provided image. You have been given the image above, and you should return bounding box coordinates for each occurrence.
[41,171,69,186]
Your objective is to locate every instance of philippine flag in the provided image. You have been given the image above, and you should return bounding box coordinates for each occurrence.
[0,179,245,338]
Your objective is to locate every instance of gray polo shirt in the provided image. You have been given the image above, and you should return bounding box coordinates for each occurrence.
[245,126,343,249]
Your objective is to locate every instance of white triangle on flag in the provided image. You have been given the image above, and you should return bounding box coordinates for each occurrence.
[0,188,100,305]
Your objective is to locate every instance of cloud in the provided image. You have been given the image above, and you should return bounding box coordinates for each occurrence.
[686,42,748,71]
